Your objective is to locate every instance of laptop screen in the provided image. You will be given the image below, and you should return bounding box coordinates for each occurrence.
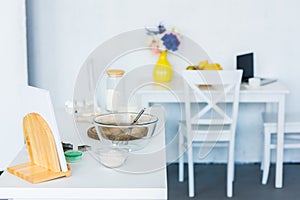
[236,52,254,82]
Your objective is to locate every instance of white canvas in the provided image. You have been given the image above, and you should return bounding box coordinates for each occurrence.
[21,86,68,172]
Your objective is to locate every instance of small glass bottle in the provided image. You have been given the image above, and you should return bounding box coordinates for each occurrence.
[106,69,125,112]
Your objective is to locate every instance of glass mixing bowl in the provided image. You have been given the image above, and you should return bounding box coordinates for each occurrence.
[93,112,158,151]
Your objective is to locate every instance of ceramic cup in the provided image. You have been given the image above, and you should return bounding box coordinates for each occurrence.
[249,77,261,88]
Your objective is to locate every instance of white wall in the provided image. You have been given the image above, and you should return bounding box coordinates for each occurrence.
[26,0,300,163]
[0,0,28,170]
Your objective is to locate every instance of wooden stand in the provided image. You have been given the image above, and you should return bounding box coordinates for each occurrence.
[7,113,71,183]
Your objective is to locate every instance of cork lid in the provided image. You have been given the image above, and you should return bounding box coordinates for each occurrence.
[106,69,125,78]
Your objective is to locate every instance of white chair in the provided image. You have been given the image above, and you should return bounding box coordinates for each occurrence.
[261,112,300,184]
[178,70,243,197]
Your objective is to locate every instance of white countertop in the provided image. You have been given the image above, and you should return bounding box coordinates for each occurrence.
[0,108,167,200]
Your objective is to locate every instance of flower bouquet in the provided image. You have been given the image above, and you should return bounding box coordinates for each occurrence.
[146,23,181,82]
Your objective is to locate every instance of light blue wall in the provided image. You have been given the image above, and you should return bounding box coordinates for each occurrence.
[26,0,300,163]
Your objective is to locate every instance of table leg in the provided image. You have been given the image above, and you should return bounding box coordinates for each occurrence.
[265,102,277,113]
[275,96,285,188]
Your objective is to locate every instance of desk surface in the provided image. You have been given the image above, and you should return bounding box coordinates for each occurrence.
[133,73,289,105]
[0,109,167,200]
[135,74,289,95]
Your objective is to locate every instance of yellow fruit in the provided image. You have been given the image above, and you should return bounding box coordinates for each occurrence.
[198,60,208,70]
[186,66,197,70]
[215,63,223,70]
[197,60,223,70]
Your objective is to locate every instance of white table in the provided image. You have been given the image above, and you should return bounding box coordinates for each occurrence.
[134,73,289,188]
[0,108,168,200]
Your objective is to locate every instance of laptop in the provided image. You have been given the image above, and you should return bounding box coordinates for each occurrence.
[236,52,276,86]
[236,52,254,82]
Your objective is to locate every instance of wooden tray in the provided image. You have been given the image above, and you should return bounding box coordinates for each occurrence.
[87,126,99,140]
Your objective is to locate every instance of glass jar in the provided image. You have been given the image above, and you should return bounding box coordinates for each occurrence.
[106,69,125,112]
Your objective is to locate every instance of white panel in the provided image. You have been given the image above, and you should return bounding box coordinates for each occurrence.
[0,0,28,170]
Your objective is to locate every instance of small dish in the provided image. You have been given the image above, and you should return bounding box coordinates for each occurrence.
[95,145,128,168]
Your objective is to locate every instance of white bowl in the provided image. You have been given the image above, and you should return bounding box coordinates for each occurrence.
[95,145,128,168]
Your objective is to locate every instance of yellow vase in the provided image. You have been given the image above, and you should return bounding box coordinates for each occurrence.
[153,51,173,82]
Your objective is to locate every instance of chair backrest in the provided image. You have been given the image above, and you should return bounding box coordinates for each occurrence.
[182,70,243,145]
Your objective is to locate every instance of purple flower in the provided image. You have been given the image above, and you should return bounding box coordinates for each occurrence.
[158,23,166,34]
[161,33,180,51]
[146,23,166,35]
[145,23,181,53]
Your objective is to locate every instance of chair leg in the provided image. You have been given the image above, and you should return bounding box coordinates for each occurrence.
[187,144,195,197]
[232,158,235,182]
[260,146,264,171]
[227,141,235,198]
[262,129,271,185]
[178,126,184,182]
[260,130,264,171]
[178,150,184,182]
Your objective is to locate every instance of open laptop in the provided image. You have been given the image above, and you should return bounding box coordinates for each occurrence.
[236,52,277,86]
[237,52,254,83]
